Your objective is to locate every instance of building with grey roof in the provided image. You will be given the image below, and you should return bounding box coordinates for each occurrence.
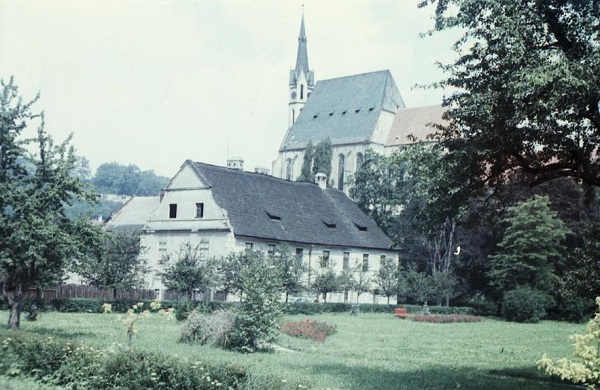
[108,159,397,303]
[273,15,445,193]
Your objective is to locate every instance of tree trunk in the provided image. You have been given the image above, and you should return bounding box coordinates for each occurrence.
[113,287,118,300]
[3,284,23,330]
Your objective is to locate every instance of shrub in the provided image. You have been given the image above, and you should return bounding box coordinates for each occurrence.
[538,297,600,388]
[502,287,554,323]
[412,314,484,323]
[0,329,301,389]
[280,319,337,342]
[180,309,236,347]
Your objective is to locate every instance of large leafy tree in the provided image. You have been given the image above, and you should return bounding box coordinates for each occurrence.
[421,0,600,188]
[92,162,168,196]
[73,232,148,299]
[0,78,104,329]
[488,195,570,294]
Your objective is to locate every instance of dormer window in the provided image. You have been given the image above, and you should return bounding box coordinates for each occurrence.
[354,222,367,231]
[169,204,177,219]
[324,221,336,229]
[313,113,319,119]
[265,211,281,221]
[196,203,204,218]
[355,108,361,113]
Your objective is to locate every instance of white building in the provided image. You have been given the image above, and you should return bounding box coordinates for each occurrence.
[106,160,398,303]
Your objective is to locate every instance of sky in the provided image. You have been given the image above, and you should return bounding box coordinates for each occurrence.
[0,0,459,178]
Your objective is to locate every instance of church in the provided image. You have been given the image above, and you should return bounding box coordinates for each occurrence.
[271,14,444,192]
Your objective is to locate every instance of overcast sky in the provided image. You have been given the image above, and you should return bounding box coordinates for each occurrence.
[0,0,459,177]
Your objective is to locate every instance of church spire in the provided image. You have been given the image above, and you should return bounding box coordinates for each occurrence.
[295,13,309,74]
[288,10,314,129]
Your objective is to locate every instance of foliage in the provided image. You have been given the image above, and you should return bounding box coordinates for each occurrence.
[404,266,434,304]
[107,300,173,347]
[538,297,600,389]
[431,271,460,307]
[374,256,400,304]
[280,319,337,342]
[298,140,314,182]
[311,264,339,302]
[0,78,105,329]
[502,287,554,323]
[159,243,217,299]
[228,252,283,353]
[412,314,484,323]
[0,329,292,390]
[92,162,168,196]
[217,251,254,298]
[351,261,371,302]
[561,224,600,301]
[180,309,236,348]
[271,245,305,303]
[488,195,569,294]
[421,0,600,188]
[72,232,148,298]
[297,138,332,183]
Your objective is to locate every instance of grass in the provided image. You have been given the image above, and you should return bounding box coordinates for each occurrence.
[0,310,586,390]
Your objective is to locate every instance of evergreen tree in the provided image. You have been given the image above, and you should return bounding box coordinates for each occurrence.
[298,141,315,182]
[488,195,570,294]
[313,138,332,179]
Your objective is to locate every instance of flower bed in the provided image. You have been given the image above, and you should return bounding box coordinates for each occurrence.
[280,319,337,342]
[412,314,484,323]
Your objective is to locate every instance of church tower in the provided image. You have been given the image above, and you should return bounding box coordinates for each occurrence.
[288,13,314,129]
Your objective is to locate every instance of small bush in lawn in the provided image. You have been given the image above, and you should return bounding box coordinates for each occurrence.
[412,314,484,323]
[280,319,337,342]
[180,309,236,347]
[502,287,554,323]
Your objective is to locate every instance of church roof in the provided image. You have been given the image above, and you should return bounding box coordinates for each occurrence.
[387,104,446,146]
[189,161,393,251]
[105,196,159,233]
[281,70,405,151]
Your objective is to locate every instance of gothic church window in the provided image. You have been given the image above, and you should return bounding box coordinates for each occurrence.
[356,153,364,170]
[286,158,294,181]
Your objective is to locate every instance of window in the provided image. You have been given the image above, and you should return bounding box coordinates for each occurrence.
[266,211,281,221]
[324,221,336,229]
[245,242,254,252]
[301,84,304,99]
[169,204,177,219]
[195,203,204,218]
[356,153,364,170]
[380,254,387,267]
[338,154,345,190]
[267,244,276,257]
[295,248,303,256]
[198,240,209,260]
[362,253,369,272]
[343,252,350,270]
[321,250,330,268]
[354,222,368,232]
[285,158,294,181]
[158,241,167,261]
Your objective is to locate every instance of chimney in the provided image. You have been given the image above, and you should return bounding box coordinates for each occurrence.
[315,172,327,189]
[227,157,244,171]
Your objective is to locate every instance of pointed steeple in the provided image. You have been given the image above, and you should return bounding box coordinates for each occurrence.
[288,10,315,129]
[295,14,309,74]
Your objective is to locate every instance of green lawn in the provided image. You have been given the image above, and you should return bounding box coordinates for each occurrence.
[0,310,586,389]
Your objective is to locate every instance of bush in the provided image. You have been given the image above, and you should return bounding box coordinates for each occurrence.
[502,287,554,323]
[280,319,337,342]
[180,309,236,347]
[412,314,484,323]
[0,329,301,389]
[538,297,600,388]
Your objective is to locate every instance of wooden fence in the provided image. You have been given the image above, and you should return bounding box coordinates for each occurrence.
[1,284,188,301]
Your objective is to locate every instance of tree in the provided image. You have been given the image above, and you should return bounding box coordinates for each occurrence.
[488,195,570,294]
[92,162,168,196]
[562,224,600,300]
[405,266,434,304]
[229,251,282,352]
[159,243,217,300]
[313,138,332,179]
[312,264,339,303]
[73,232,148,299]
[352,261,371,303]
[217,251,254,299]
[0,78,104,329]
[298,141,315,182]
[271,245,305,303]
[375,257,400,304]
[421,0,600,188]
